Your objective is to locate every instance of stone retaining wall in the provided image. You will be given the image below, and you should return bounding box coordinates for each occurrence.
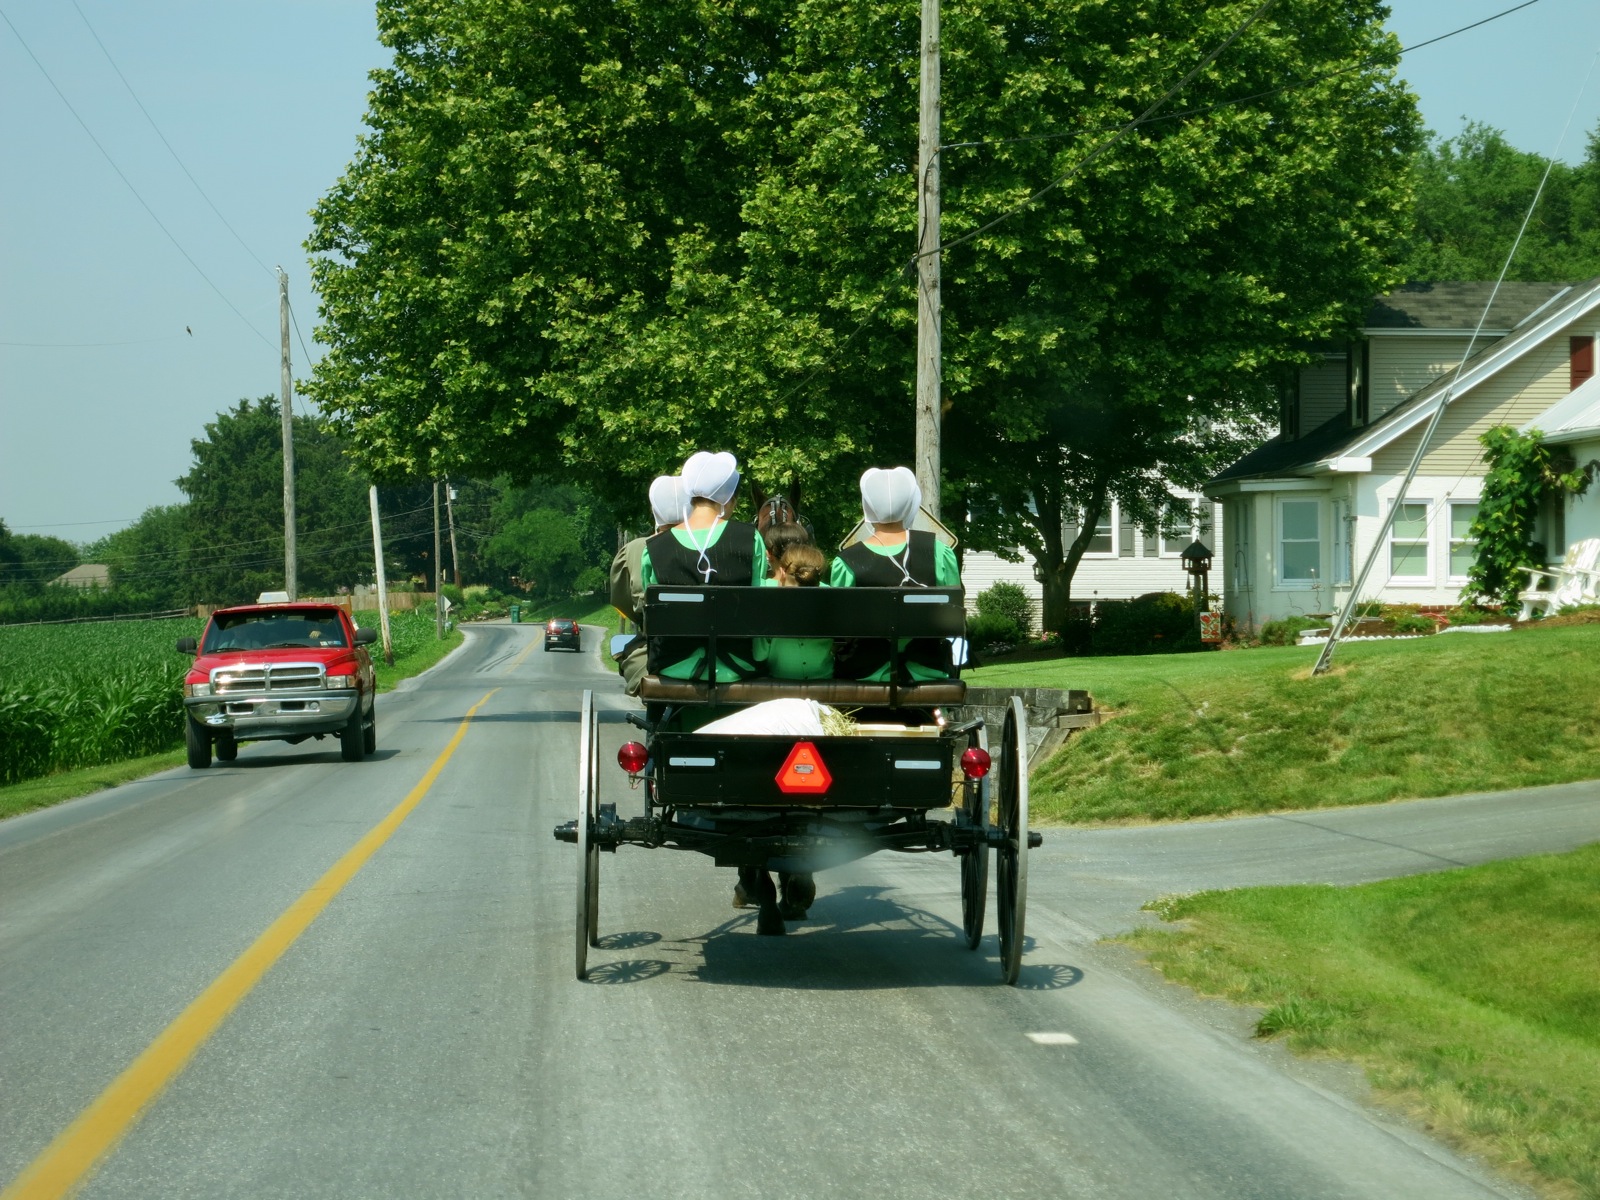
[944,686,1101,768]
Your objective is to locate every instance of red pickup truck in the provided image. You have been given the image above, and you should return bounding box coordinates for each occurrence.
[176,599,378,768]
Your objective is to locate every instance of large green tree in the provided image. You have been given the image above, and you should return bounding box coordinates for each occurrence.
[1402,122,1600,283]
[309,0,1419,616]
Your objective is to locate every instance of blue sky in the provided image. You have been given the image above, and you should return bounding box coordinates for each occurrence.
[2,0,1599,538]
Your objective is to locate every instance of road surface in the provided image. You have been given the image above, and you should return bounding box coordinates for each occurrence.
[5,622,1593,1198]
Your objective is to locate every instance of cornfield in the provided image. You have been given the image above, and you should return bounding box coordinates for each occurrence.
[0,617,201,785]
[0,608,445,786]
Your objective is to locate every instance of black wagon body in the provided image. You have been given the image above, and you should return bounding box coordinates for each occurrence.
[553,584,1038,983]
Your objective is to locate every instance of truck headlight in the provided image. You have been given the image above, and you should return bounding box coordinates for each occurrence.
[325,674,356,690]
[185,683,212,698]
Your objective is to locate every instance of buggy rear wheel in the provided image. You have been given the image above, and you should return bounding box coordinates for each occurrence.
[959,727,989,951]
[996,697,1030,985]
[575,690,601,979]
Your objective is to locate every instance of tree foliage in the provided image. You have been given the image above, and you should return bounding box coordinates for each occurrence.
[1403,122,1600,284]
[308,0,1420,618]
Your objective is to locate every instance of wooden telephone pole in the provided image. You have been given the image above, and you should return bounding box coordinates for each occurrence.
[913,0,942,518]
[277,268,297,599]
[368,485,394,666]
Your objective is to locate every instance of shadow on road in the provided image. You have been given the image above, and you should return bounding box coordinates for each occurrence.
[220,747,403,769]
[416,709,632,726]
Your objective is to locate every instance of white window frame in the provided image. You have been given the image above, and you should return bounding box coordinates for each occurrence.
[1387,498,1433,586]
[1159,496,1198,557]
[1276,498,1322,588]
[1448,500,1480,582]
[1331,497,1353,587]
[1080,502,1117,558]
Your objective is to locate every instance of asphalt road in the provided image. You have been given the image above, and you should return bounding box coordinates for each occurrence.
[3,623,1593,1199]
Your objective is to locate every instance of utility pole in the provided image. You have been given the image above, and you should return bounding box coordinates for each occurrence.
[277,267,297,599]
[433,481,444,640]
[368,485,394,666]
[913,0,942,519]
[444,477,462,588]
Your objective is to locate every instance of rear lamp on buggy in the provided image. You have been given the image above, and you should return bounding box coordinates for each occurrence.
[617,741,649,775]
[960,747,991,779]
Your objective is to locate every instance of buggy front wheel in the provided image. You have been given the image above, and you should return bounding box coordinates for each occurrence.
[575,690,601,979]
[996,697,1030,985]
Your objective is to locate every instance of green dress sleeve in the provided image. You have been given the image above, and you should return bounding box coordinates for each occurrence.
[829,556,855,588]
[935,541,961,588]
[639,544,657,590]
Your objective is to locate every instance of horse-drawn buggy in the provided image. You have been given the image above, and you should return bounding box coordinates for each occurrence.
[553,583,1041,983]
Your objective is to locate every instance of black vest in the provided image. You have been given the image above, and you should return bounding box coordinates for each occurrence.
[644,520,758,678]
[836,531,953,681]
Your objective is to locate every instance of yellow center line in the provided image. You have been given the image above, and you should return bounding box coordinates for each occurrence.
[2,688,502,1200]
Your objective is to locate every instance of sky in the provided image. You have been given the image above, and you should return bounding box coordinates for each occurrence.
[2,0,1599,541]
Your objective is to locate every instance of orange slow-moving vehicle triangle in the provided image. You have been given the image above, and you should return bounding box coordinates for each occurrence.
[775,740,833,796]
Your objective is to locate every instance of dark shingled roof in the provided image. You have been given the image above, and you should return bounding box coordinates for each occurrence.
[1364,281,1570,331]
[1209,412,1360,484]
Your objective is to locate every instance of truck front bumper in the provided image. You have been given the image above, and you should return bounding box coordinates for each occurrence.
[184,692,360,741]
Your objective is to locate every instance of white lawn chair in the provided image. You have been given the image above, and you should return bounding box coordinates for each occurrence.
[1518,537,1600,619]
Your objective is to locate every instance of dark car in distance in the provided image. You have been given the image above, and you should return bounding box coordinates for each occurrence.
[544,618,581,652]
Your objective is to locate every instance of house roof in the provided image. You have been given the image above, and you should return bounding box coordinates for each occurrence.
[51,563,109,588]
[1364,281,1571,332]
[1525,372,1600,444]
[1209,274,1600,489]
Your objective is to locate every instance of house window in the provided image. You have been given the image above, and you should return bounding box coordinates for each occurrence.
[1161,499,1194,556]
[1389,501,1430,580]
[1331,498,1353,586]
[1083,505,1114,555]
[1278,499,1320,584]
[1449,502,1479,579]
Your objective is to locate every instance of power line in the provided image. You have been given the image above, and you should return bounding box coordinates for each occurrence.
[67,0,275,279]
[0,5,273,349]
[286,295,317,369]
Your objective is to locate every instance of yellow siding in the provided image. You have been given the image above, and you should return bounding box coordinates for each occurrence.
[1371,323,1582,476]
[1299,357,1347,430]
[1368,335,1473,419]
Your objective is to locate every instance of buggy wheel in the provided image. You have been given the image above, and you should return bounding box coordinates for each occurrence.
[996,697,1030,985]
[575,690,601,979]
[959,727,989,951]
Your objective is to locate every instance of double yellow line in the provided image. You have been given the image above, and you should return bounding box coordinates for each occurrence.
[2,689,500,1200]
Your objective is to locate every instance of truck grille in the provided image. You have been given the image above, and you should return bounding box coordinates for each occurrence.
[210,663,326,694]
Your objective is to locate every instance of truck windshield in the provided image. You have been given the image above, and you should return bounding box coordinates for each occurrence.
[203,610,348,652]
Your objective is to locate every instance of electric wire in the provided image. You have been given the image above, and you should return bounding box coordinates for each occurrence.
[67,0,275,279]
[0,6,273,349]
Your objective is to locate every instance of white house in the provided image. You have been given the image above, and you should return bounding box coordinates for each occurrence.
[962,492,1223,630]
[1205,277,1600,629]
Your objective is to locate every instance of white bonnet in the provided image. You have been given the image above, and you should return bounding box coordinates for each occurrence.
[680,451,741,507]
[859,466,921,526]
[648,475,684,527]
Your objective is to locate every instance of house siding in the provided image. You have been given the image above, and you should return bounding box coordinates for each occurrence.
[1370,326,1582,477]
[1569,436,1600,545]
[1367,335,1474,421]
[1299,356,1347,430]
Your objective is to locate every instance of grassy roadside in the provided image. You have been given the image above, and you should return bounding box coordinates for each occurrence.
[0,613,465,821]
[966,625,1600,823]
[1122,845,1600,1198]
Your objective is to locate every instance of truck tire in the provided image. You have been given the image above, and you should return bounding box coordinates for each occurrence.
[339,707,365,762]
[362,708,376,755]
[215,734,238,762]
[185,717,212,769]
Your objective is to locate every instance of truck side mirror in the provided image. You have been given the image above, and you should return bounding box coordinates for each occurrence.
[354,627,377,646]
[176,637,198,654]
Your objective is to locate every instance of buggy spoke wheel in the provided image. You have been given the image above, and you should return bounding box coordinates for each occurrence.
[959,727,989,951]
[575,690,600,979]
[996,697,1030,985]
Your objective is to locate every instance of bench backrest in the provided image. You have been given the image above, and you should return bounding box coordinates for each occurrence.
[641,585,967,640]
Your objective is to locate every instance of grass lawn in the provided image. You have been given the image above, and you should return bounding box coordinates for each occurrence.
[966,625,1600,823]
[1123,844,1600,1198]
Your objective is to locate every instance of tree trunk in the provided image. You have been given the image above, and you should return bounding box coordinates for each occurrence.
[1030,481,1108,634]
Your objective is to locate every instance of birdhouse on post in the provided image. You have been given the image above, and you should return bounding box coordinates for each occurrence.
[1181,540,1213,611]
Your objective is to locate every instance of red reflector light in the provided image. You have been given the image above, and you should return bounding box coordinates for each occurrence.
[617,741,649,774]
[960,747,992,779]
